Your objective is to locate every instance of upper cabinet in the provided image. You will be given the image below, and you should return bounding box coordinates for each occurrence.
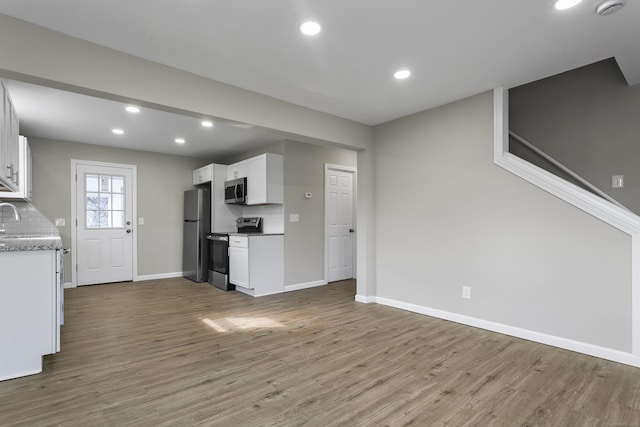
[0,80,21,193]
[193,164,213,186]
[245,153,283,205]
[0,136,32,201]
[226,161,247,181]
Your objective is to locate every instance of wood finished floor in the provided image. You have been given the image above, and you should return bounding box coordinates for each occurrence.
[1,278,640,426]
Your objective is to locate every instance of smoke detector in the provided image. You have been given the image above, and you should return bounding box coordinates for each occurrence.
[596,0,625,15]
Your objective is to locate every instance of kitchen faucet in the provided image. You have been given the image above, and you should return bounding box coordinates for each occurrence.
[0,202,21,221]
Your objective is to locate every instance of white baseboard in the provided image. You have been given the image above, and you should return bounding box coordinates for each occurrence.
[135,272,184,281]
[355,294,375,304]
[63,282,74,289]
[374,295,640,368]
[285,280,327,292]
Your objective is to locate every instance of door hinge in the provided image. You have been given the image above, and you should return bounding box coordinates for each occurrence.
[75,264,78,272]
[75,173,77,182]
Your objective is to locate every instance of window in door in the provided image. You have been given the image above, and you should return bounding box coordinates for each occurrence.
[85,174,125,229]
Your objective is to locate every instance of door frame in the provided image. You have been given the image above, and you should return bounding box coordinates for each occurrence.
[324,164,357,283]
[70,159,138,287]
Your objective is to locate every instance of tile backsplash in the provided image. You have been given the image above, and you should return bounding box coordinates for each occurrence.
[0,201,59,236]
[242,204,284,233]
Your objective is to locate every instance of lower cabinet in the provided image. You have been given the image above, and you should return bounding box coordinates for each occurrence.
[0,250,61,381]
[229,234,284,297]
[229,243,249,288]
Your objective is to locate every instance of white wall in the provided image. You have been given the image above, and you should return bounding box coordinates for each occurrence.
[373,91,632,352]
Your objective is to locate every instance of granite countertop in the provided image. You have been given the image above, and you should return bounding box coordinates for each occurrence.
[0,234,63,252]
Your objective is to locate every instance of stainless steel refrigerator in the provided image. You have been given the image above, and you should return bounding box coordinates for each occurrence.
[183,188,210,282]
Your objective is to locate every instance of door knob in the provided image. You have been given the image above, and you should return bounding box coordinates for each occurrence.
[349,229,354,233]
[126,220,131,226]
[126,229,132,234]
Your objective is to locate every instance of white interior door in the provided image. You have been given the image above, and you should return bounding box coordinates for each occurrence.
[326,166,355,282]
[75,163,134,286]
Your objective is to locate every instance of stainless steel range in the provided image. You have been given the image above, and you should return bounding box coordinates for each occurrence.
[235,217,263,233]
[207,232,233,291]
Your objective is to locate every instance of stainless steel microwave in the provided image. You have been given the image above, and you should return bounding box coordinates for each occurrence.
[224,177,247,204]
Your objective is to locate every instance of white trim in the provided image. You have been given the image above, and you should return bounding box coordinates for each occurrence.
[493,86,640,357]
[374,295,640,368]
[509,130,630,211]
[324,164,357,284]
[234,285,283,298]
[285,280,327,292]
[70,159,138,287]
[63,282,74,289]
[136,272,184,282]
[355,294,375,304]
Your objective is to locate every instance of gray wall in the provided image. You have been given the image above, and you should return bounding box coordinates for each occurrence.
[29,137,206,282]
[509,58,640,214]
[282,141,357,286]
[373,91,632,351]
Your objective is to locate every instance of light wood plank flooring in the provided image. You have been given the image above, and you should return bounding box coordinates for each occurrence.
[1,278,640,426]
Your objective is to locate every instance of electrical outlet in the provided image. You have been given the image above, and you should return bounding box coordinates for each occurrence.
[462,286,471,299]
[289,213,299,222]
[138,217,144,225]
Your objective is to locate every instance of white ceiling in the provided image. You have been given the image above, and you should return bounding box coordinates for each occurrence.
[4,80,283,159]
[0,0,638,156]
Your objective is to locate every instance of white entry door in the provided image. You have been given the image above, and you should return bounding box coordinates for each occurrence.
[326,166,356,282]
[74,162,134,286]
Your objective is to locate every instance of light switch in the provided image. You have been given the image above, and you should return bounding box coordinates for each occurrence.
[612,175,624,189]
[138,218,145,225]
[289,213,299,222]
[55,218,65,227]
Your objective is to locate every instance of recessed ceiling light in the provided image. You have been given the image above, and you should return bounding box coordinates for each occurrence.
[175,138,186,144]
[201,120,214,128]
[300,21,321,36]
[394,69,411,80]
[125,106,140,113]
[596,0,625,15]
[554,0,582,10]
[112,128,124,135]
[230,123,255,129]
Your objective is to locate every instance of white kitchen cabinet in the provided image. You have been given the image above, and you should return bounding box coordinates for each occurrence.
[229,235,249,288]
[0,79,20,192]
[193,163,213,186]
[191,163,237,230]
[246,153,283,205]
[226,160,247,181]
[0,249,61,381]
[0,136,32,201]
[229,234,284,297]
